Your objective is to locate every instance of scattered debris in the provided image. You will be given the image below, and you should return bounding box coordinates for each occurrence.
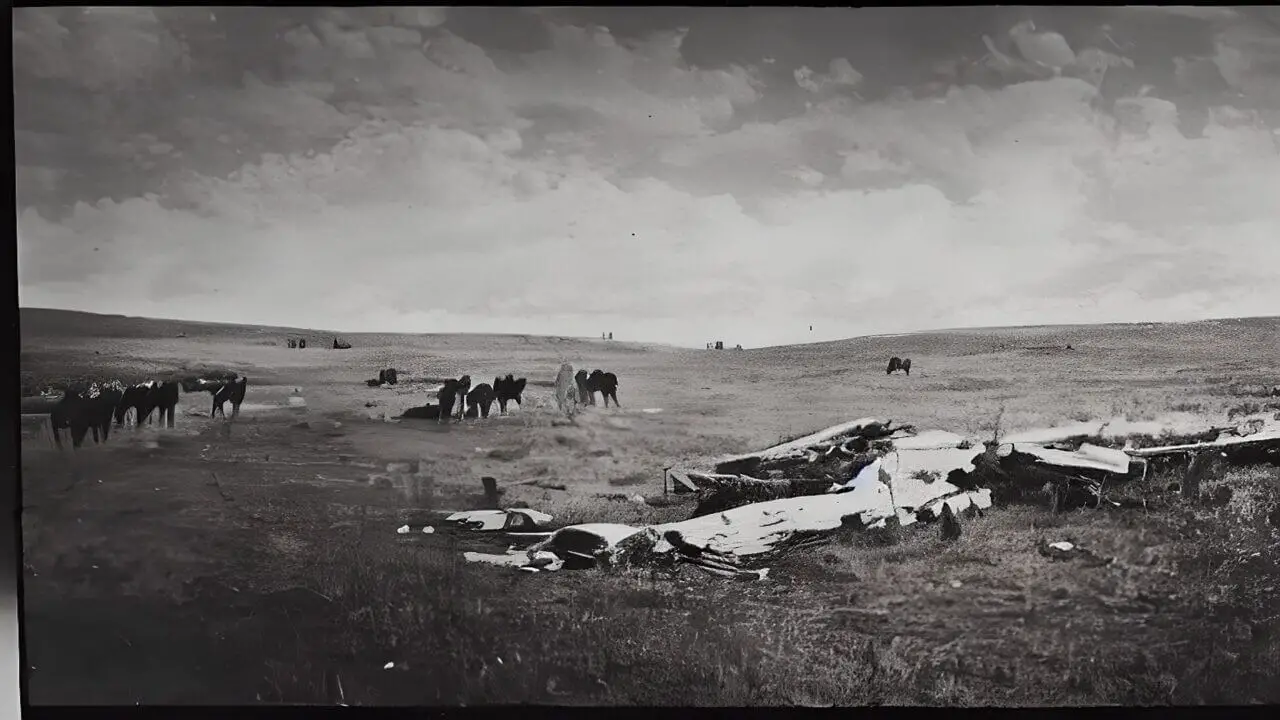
[396,525,410,535]
[446,509,555,532]
[458,413,1280,579]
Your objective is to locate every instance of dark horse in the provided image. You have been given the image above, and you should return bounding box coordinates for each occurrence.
[492,375,528,414]
[588,370,620,408]
[886,356,912,376]
[437,375,471,423]
[491,371,527,412]
[51,381,126,449]
[464,383,496,419]
[574,369,596,406]
[184,376,249,419]
[116,380,181,429]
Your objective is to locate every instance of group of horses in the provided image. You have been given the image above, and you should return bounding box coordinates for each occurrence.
[886,356,913,376]
[394,364,621,422]
[398,374,530,422]
[554,364,621,414]
[43,375,249,449]
[285,337,351,349]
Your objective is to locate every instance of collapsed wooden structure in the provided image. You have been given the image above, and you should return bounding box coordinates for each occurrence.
[462,410,1280,577]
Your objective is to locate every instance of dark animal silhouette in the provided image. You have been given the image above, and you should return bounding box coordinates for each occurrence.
[51,381,126,449]
[492,375,527,414]
[399,403,441,420]
[212,377,249,419]
[116,380,181,429]
[436,375,472,423]
[287,339,297,348]
[366,378,381,388]
[588,370,620,407]
[187,376,248,419]
[574,369,596,406]
[333,337,352,349]
[464,383,496,419]
[379,368,398,385]
[886,356,912,376]
[298,338,307,349]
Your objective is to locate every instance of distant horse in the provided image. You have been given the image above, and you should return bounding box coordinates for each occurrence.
[574,369,596,406]
[465,383,496,419]
[51,381,126,449]
[437,375,471,423]
[187,376,248,419]
[212,377,249,419]
[588,370,620,408]
[886,356,912,376]
[116,380,181,429]
[493,375,528,414]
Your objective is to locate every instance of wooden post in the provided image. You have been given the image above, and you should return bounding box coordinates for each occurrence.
[663,466,673,495]
[481,476,500,508]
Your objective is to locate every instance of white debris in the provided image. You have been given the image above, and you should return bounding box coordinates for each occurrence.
[383,662,395,670]
[716,417,888,466]
[396,525,410,534]
[892,430,975,451]
[422,526,435,534]
[463,551,529,568]
[652,459,991,560]
[445,509,555,531]
[1004,442,1132,474]
[1002,422,1107,445]
[629,494,647,504]
[641,408,663,414]
[1049,541,1075,552]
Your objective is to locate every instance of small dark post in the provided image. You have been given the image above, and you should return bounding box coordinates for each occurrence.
[940,503,962,543]
[481,476,500,507]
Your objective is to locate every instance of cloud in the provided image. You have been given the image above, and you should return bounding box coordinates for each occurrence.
[794,57,863,94]
[16,9,1280,347]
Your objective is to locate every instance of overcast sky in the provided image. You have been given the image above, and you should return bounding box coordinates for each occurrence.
[14,6,1280,348]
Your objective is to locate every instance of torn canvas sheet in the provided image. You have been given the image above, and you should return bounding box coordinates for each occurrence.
[892,430,975,451]
[715,417,888,466]
[445,509,554,531]
[1003,442,1133,474]
[1127,427,1280,457]
[651,458,990,558]
[1001,422,1107,445]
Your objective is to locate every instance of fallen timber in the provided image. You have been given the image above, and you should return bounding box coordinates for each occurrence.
[462,413,1280,576]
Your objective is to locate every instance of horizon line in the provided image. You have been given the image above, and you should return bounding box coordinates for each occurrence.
[19,305,1280,352]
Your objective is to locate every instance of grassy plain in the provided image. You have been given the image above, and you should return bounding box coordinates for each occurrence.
[18,308,1280,705]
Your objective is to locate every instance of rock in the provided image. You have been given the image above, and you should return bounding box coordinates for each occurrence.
[939,503,962,543]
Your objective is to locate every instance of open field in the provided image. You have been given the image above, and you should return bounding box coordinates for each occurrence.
[18,308,1280,705]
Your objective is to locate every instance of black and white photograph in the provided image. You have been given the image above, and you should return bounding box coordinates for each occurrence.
[13,4,1280,706]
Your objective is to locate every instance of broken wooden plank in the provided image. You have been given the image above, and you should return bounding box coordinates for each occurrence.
[713,417,896,474]
[667,469,703,494]
[1126,428,1280,458]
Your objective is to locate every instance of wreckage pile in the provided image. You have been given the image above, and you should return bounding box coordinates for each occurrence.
[456,413,1280,578]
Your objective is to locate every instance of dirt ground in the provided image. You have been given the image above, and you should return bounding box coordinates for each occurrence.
[18,310,1280,705]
